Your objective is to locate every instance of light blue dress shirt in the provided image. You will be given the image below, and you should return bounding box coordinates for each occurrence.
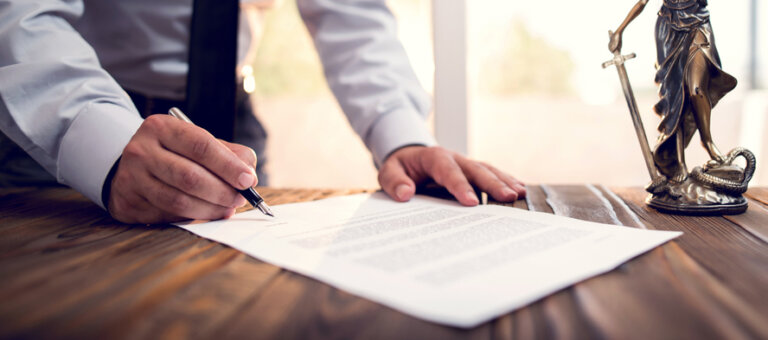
[0,0,435,208]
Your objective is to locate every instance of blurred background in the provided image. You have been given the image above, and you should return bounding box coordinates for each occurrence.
[246,0,767,189]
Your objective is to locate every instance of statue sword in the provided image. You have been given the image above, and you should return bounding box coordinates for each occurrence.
[602,33,662,183]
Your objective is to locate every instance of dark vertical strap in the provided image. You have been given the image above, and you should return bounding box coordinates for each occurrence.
[185,0,239,141]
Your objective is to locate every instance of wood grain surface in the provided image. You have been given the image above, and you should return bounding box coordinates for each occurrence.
[0,186,766,339]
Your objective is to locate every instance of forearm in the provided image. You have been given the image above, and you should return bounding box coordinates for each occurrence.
[0,0,143,207]
[615,0,649,34]
[297,0,436,166]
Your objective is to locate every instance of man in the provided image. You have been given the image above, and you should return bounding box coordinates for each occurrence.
[0,0,526,224]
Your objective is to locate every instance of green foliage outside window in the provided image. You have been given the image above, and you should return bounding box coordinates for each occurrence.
[480,21,575,96]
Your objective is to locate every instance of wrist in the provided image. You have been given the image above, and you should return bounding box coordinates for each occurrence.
[101,157,122,209]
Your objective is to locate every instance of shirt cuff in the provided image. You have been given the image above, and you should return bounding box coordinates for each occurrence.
[57,102,143,209]
[365,108,437,167]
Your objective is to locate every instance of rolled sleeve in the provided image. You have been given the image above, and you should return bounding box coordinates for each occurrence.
[58,102,142,209]
[0,0,144,209]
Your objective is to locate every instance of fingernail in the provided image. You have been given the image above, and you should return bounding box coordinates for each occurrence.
[238,172,254,189]
[513,184,526,192]
[395,184,411,201]
[467,190,479,205]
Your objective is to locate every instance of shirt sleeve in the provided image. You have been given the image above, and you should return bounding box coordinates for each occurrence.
[0,0,143,208]
[297,0,437,167]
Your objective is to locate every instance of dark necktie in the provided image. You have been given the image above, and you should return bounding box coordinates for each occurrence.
[185,0,239,141]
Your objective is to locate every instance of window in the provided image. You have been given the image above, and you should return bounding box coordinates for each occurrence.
[249,0,767,188]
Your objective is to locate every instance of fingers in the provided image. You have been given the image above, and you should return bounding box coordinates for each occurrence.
[137,170,236,220]
[457,160,519,202]
[108,186,180,224]
[110,153,237,223]
[383,146,525,207]
[108,174,169,224]
[424,150,479,206]
[144,115,257,190]
[146,146,246,208]
[378,159,416,202]
[484,164,527,199]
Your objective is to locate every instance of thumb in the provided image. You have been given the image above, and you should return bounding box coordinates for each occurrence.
[378,160,416,202]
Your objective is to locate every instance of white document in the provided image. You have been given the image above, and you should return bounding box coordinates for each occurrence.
[176,193,681,328]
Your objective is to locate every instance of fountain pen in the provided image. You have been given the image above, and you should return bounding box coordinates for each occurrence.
[168,107,274,217]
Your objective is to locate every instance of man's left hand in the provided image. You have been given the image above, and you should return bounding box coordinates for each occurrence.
[378,146,526,206]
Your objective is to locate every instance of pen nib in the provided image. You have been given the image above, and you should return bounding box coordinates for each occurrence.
[257,202,275,217]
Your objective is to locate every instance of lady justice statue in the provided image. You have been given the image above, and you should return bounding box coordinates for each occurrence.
[606,0,756,214]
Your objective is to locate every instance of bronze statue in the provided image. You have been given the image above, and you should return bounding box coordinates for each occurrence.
[606,0,756,214]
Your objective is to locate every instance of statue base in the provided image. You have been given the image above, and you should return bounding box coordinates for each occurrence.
[645,148,756,216]
[646,177,748,215]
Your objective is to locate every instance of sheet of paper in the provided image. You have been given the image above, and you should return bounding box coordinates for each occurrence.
[176,193,681,328]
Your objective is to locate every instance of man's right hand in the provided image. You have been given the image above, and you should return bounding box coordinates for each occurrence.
[107,115,259,224]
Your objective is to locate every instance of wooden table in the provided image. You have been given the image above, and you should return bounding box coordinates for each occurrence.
[1,186,767,339]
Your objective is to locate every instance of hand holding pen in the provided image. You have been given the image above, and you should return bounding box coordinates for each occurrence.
[106,109,273,224]
[168,107,274,217]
